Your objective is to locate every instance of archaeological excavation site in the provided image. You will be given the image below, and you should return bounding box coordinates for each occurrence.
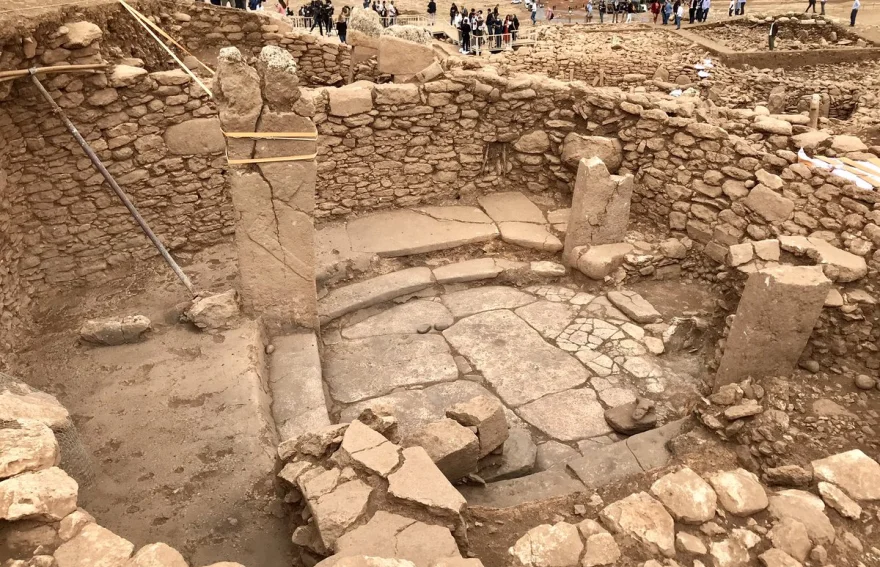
[3,1,880,567]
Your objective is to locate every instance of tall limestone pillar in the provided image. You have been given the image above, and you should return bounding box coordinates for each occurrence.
[715,265,831,388]
[563,157,634,265]
[215,46,318,331]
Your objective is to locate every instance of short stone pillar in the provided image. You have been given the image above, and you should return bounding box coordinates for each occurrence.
[715,265,831,388]
[563,157,634,265]
[215,46,318,331]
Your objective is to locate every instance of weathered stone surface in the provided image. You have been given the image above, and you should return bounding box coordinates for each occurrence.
[768,489,835,546]
[458,469,586,509]
[324,334,458,403]
[128,542,189,567]
[708,469,768,517]
[164,118,225,155]
[563,157,633,261]
[184,290,241,331]
[768,517,811,562]
[716,266,831,387]
[625,419,686,471]
[0,419,59,479]
[811,449,880,501]
[407,419,479,480]
[535,441,580,472]
[341,420,401,477]
[478,192,546,224]
[514,131,551,154]
[603,400,657,435]
[329,85,374,117]
[347,210,498,257]
[63,21,102,48]
[446,395,509,458]
[764,465,812,487]
[498,222,563,252]
[600,492,675,557]
[441,286,535,318]
[279,423,348,460]
[574,243,634,279]
[514,300,580,341]
[759,549,802,567]
[743,185,795,223]
[567,441,642,489]
[518,388,611,441]
[443,310,588,407]
[709,538,750,567]
[582,532,620,567]
[310,479,373,550]
[270,332,330,440]
[378,35,434,75]
[336,512,460,567]
[606,290,661,324]
[779,236,867,283]
[433,259,503,284]
[320,268,435,323]
[817,482,861,519]
[480,427,537,482]
[387,447,466,515]
[650,467,717,524]
[54,523,134,567]
[79,315,151,345]
[509,522,583,567]
[676,532,707,555]
[342,301,454,339]
[0,467,77,521]
[318,557,417,567]
[561,133,623,173]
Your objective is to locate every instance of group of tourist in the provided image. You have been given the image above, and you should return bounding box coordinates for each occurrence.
[452,4,521,53]
[293,0,352,39]
[364,0,401,25]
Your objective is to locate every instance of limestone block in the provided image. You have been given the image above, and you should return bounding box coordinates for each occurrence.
[650,467,717,524]
[811,449,880,501]
[574,243,634,280]
[129,543,189,567]
[716,266,830,387]
[743,185,794,223]
[53,523,134,567]
[63,21,102,48]
[560,133,623,173]
[387,447,467,515]
[184,290,240,331]
[563,158,633,262]
[514,131,550,154]
[109,65,148,87]
[335,512,460,567]
[378,35,434,76]
[164,118,225,155]
[0,419,59,479]
[600,492,675,557]
[707,469,768,517]
[407,419,479,481]
[0,467,78,521]
[509,522,583,567]
[446,396,509,457]
[329,86,374,117]
[79,315,151,345]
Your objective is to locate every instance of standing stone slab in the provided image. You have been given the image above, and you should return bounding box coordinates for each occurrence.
[320,268,436,323]
[517,389,611,441]
[563,158,634,263]
[324,334,458,403]
[270,332,330,440]
[443,310,589,407]
[715,266,831,388]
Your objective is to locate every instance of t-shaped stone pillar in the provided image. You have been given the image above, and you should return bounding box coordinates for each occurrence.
[215,46,318,331]
[562,157,634,266]
[715,265,831,389]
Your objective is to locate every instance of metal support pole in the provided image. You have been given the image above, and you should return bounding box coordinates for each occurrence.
[28,69,196,296]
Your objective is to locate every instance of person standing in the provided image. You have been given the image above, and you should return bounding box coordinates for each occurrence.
[650,0,660,23]
[688,0,697,22]
[512,14,520,38]
[675,0,683,27]
[460,14,472,52]
[625,0,634,23]
[663,0,672,23]
[531,1,538,23]
[324,0,334,35]
[736,0,744,13]
[450,2,459,23]
[851,0,859,25]
[427,0,436,24]
[768,19,778,49]
[336,5,349,41]
[598,0,606,22]
[700,0,709,21]
[728,0,734,16]
[587,0,594,22]
[611,0,619,22]
[820,0,826,13]
[805,0,816,12]
[310,0,324,33]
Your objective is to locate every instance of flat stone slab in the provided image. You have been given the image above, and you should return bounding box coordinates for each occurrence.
[567,441,643,489]
[347,210,499,257]
[606,291,662,324]
[440,286,536,318]
[433,259,503,284]
[388,447,467,515]
[416,206,495,224]
[626,419,688,471]
[498,222,563,252]
[514,300,581,340]
[778,235,867,282]
[517,388,611,441]
[478,192,546,224]
[341,301,454,339]
[443,310,589,407]
[270,332,330,441]
[319,268,435,323]
[335,511,461,567]
[811,449,880,502]
[324,334,458,403]
[339,381,498,441]
[315,224,373,283]
[458,469,586,509]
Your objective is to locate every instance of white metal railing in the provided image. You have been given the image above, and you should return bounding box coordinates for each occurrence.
[287,13,427,28]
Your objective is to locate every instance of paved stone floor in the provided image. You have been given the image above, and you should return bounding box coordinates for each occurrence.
[322,282,707,479]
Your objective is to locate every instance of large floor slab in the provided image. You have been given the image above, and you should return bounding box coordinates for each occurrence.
[341,300,454,339]
[270,332,330,441]
[478,191,546,224]
[443,310,590,407]
[324,334,459,403]
[339,380,498,441]
[440,286,536,319]
[319,267,435,323]
[347,210,499,257]
[517,388,612,441]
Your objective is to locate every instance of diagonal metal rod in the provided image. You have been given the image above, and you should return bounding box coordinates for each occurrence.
[28,69,195,297]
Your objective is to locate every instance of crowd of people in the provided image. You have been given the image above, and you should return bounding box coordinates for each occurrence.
[451,4,522,52]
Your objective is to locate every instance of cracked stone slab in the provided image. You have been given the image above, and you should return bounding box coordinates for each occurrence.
[498,222,563,252]
[514,300,581,340]
[388,447,467,515]
[517,388,611,442]
[324,334,458,403]
[416,206,495,224]
[440,286,536,318]
[347,210,499,257]
[319,268,435,323]
[606,291,662,324]
[310,479,374,550]
[567,441,643,489]
[335,511,461,567]
[811,449,880,502]
[270,332,331,440]
[458,469,587,509]
[433,259,504,284]
[342,301,454,339]
[339,381,499,441]
[478,191,546,224]
[443,310,589,407]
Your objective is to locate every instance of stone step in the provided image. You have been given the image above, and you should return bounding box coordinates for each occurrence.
[318,267,436,323]
[457,469,587,509]
[269,332,330,441]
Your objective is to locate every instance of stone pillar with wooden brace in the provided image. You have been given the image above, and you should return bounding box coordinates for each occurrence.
[214,46,319,331]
